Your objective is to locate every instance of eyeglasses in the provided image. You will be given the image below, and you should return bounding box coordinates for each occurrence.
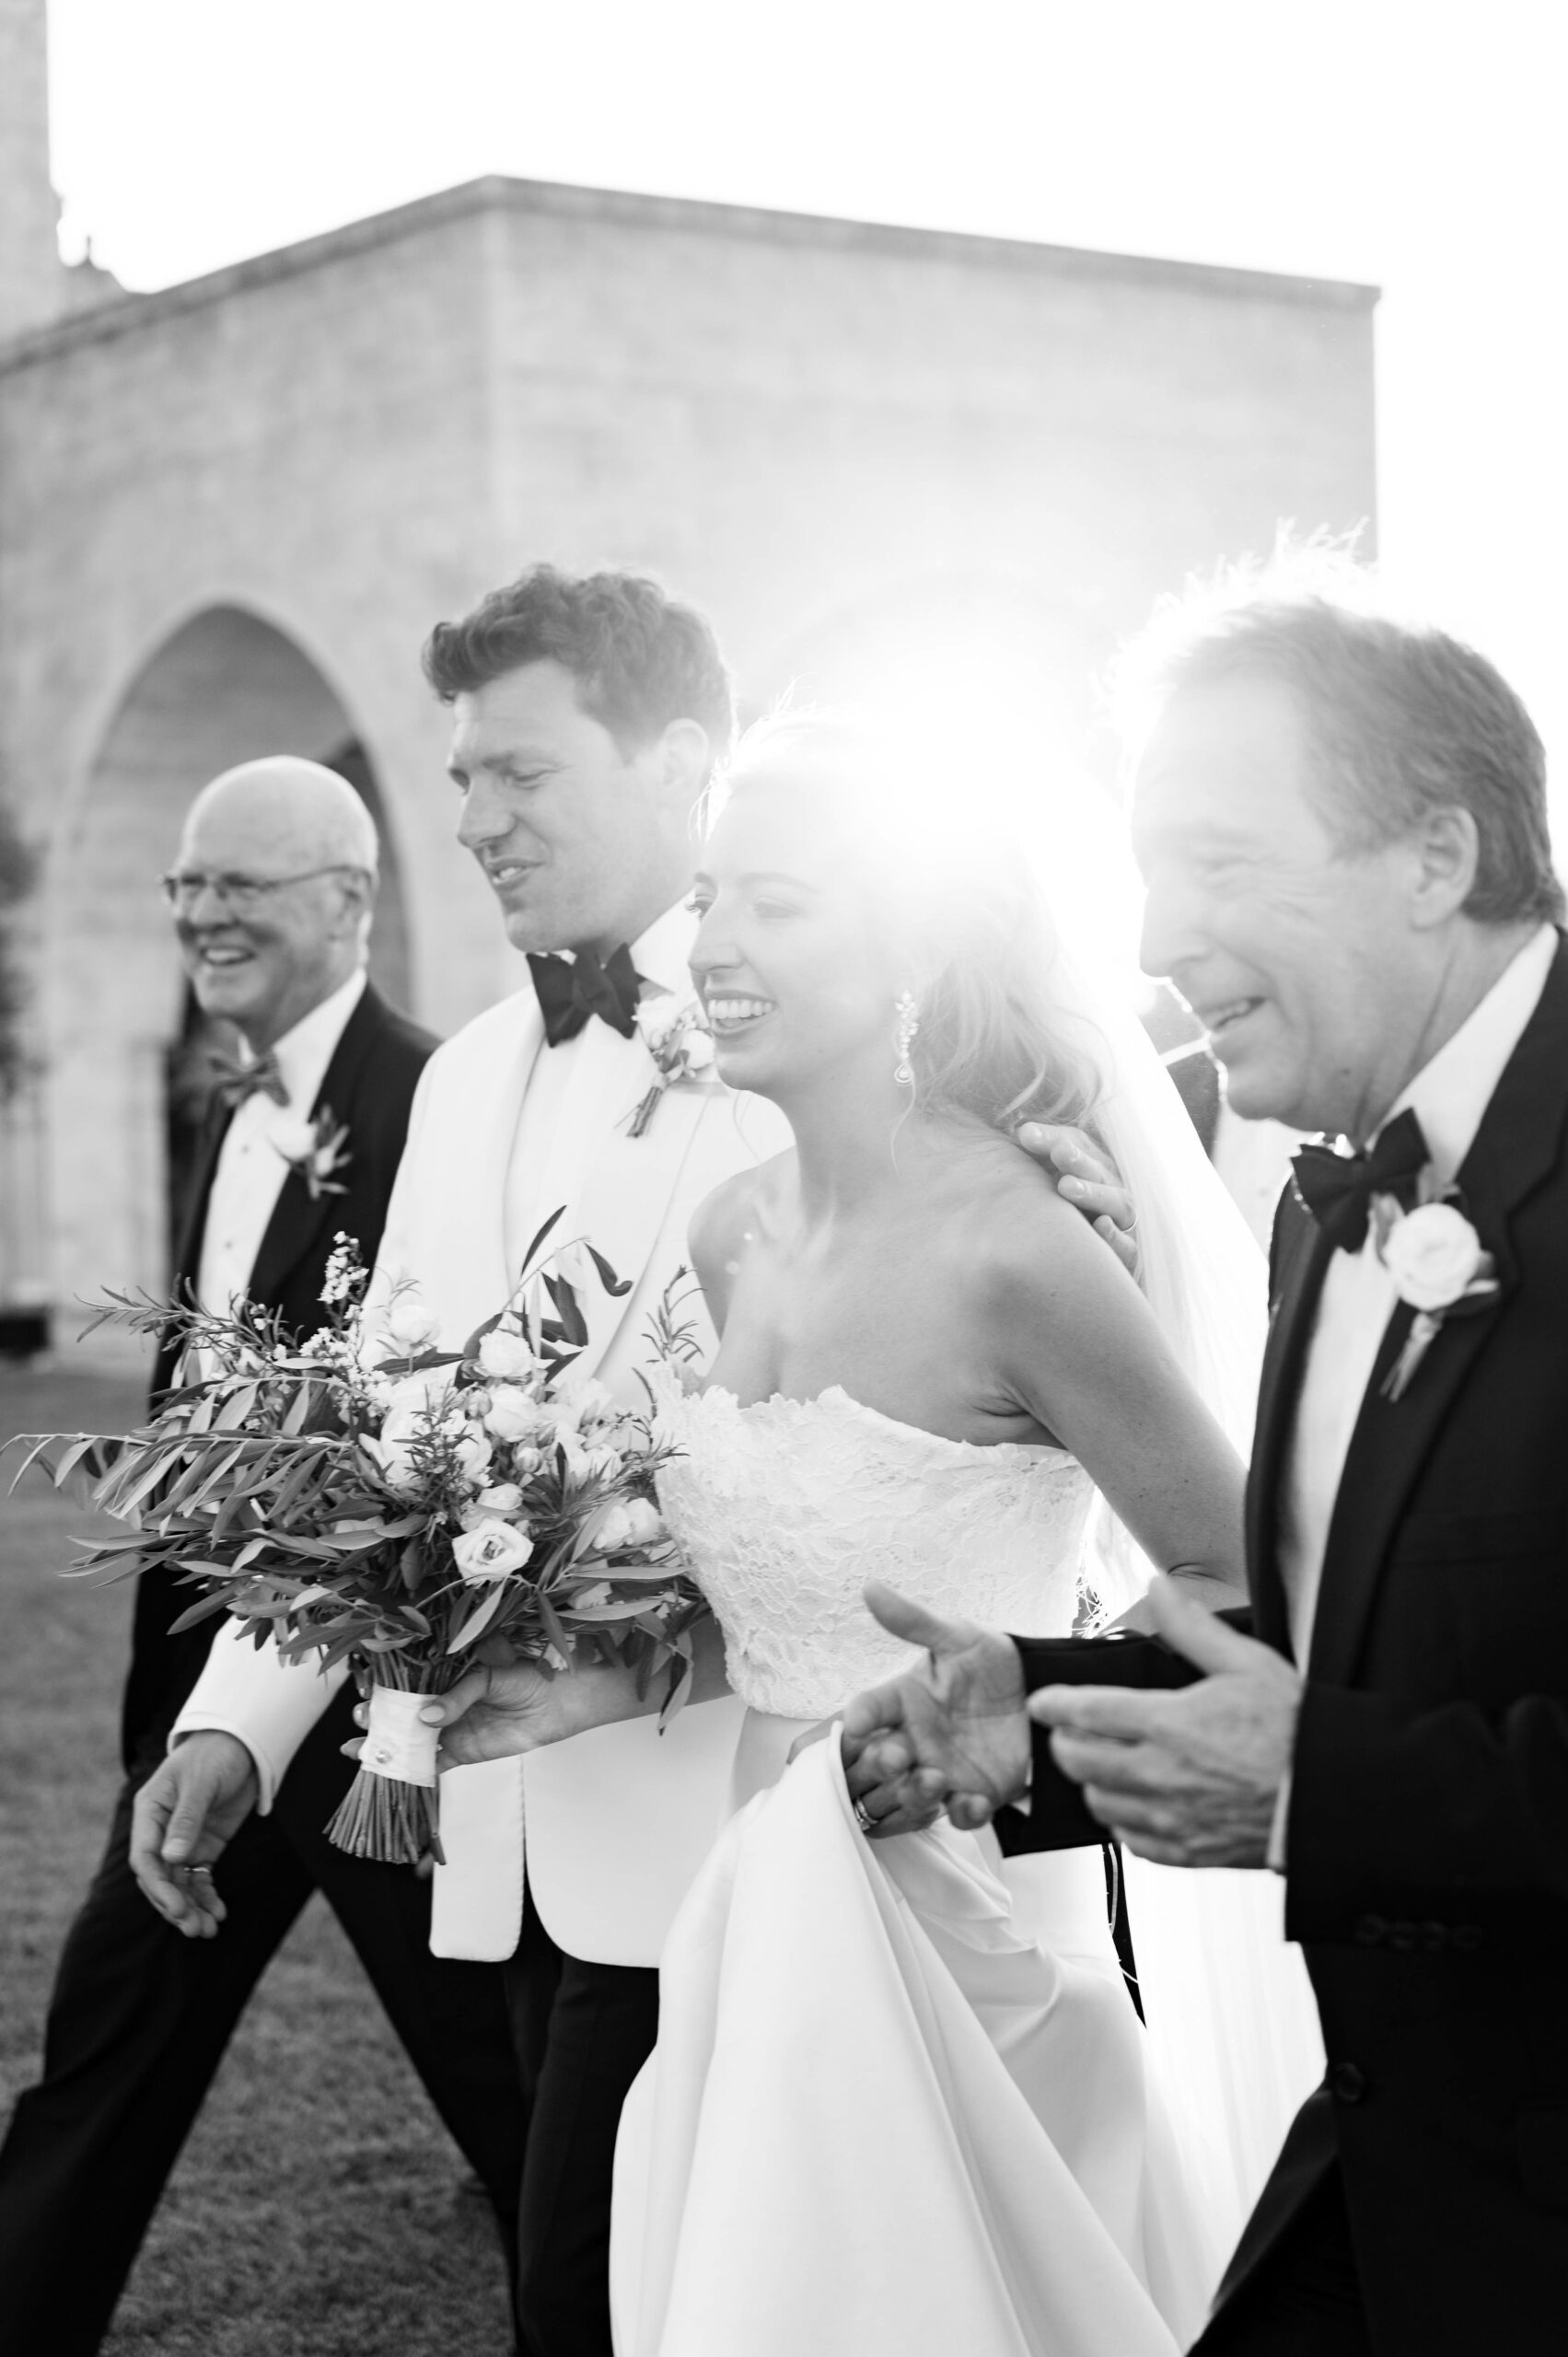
[157,865,364,914]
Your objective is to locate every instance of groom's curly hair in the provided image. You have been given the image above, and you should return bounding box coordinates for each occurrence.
[423,564,736,775]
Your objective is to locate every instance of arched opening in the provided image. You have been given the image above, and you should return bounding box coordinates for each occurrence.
[41,606,410,1353]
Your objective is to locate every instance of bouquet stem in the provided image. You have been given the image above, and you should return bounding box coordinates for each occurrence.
[327,1679,446,1865]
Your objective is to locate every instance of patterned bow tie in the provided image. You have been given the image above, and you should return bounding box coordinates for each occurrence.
[208,1047,289,1109]
[527,945,644,1047]
[1290,1106,1430,1254]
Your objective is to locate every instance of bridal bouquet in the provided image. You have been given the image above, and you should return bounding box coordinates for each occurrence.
[11,1214,704,1865]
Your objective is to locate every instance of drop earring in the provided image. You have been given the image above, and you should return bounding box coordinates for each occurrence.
[892,992,920,1089]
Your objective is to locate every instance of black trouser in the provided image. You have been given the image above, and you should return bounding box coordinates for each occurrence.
[1194,2166,1373,2357]
[0,1689,526,2357]
[503,1888,660,2357]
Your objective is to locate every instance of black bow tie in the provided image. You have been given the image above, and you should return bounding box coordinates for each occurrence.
[208,1047,289,1109]
[527,945,644,1047]
[1291,1106,1430,1254]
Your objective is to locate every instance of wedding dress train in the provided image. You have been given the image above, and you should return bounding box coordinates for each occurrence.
[610,1385,1323,2357]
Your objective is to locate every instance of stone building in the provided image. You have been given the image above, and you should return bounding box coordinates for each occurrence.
[0,0,1376,1352]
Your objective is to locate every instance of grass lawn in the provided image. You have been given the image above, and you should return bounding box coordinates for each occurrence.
[0,1362,515,2356]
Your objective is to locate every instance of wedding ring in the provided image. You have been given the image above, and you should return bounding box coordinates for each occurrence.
[186,1865,215,1881]
[853,1798,876,1837]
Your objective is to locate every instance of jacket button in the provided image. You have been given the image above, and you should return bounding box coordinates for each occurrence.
[1353,1913,1387,1946]
[1388,1920,1417,1952]
[1420,1921,1448,1952]
[1451,1924,1483,1953]
[1330,2062,1367,2104]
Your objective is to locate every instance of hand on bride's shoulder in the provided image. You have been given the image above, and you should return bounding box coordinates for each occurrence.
[1011,1120,1138,1277]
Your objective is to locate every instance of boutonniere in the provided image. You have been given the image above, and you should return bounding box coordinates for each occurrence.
[271,1103,352,1201]
[626,1000,716,1138]
[1376,1193,1500,1401]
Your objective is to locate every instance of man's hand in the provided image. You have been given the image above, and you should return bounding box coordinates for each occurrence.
[840,1581,1032,1838]
[1028,1575,1299,1867]
[411,1648,636,1770]
[1015,1122,1138,1276]
[129,1733,260,1937]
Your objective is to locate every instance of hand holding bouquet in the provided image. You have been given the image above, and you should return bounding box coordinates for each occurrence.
[12,1212,704,1864]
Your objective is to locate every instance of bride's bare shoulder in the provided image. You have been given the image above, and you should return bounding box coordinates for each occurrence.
[953,1131,1124,1300]
[690,1152,795,1306]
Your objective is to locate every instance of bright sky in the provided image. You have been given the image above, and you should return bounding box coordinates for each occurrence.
[47,0,1567,784]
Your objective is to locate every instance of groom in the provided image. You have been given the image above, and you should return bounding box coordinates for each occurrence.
[843,567,1568,2354]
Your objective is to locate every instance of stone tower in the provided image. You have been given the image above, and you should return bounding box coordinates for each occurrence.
[0,0,63,340]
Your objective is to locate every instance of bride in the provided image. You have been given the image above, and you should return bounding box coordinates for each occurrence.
[433,714,1323,2355]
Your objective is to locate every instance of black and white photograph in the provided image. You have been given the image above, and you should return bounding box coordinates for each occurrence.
[0,3,1562,2351]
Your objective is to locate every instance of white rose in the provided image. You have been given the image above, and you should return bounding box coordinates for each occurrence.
[360,1408,426,1497]
[560,1434,621,1482]
[1381,1202,1486,1312]
[385,1367,458,1416]
[583,1493,663,1556]
[452,1430,494,1485]
[477,1327,540,1382]
[474,1480,524,1515]
[587,1500,635,1553]
[621,1496,665,1546]
[485,1384,542,1442]
[555,1374,615,1425]
[637,1004,682,1051]
[450,1516,534,1585]
[269,1113,318,1164]
[383,1292,444,1355]
[680,1028,715,1072]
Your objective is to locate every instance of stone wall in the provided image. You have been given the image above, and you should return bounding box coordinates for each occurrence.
[0,176,1376,1337]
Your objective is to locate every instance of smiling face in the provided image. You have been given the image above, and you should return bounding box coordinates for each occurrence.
[447,660,702,957]
[688,782,904,1107]
[1132,674,1434,1139]
[173,765,372,1049]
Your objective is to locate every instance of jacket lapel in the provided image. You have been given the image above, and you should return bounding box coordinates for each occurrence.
[1307,935,1568,1687]
[249,983,385,1306]
[173,1097,233,1293]
[566,1020,720,1377]
[1245,1203,1335,1656]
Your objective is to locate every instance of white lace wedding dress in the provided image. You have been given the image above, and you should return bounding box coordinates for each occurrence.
[610,1386,1323,2357]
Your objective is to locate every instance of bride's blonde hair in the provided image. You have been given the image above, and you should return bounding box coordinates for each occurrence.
[707,710,1109,1139]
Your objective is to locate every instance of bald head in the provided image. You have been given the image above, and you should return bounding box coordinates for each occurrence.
[171,757,380,1051]
[181,757,378,877]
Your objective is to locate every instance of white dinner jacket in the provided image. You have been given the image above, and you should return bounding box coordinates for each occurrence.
[176,945,790,1965]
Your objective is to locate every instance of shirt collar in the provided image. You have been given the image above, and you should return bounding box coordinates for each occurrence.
[629,899,699,1003]
[1378,922,1557,1188]
[260,968,367,1112]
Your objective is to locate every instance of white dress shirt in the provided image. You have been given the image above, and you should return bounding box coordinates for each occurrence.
[501,903,694,1282]
[197,967,366,1314]
[1268,922,1556,1864]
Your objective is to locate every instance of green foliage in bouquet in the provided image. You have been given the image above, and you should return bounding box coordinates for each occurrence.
[9,1212,707,1864]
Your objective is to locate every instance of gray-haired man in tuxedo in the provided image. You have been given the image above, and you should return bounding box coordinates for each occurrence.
[842,565,1568,2356]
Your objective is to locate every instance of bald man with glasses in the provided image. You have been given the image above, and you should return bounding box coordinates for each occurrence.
[0,759,526,2357]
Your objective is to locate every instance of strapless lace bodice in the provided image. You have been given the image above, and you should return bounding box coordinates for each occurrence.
[656,1384,1095,1718]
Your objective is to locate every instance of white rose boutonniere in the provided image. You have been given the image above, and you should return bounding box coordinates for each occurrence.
[627,999,717,1138]
[273,1102,352,1202]
[1378,1199,1500,1401]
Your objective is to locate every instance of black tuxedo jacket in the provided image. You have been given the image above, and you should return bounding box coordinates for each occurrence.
[1014,931,1568,2352]
[122,981,436,1774]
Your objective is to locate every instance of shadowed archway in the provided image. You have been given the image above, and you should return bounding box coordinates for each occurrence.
[41,606,410,1350]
